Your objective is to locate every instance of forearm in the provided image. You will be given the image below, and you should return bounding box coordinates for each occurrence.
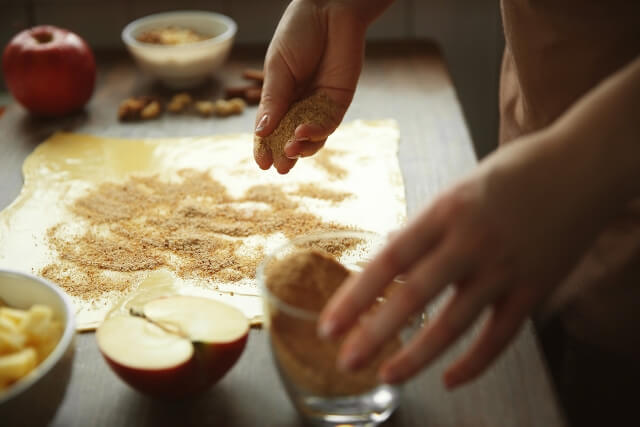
[548,55,640,208]
[479,55,640,248]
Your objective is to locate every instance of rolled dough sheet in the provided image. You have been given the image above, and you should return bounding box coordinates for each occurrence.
[0,120,406,330]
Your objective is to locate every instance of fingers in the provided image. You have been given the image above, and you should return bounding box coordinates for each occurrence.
[335,238,469,373]
[284,138,326,159]
[255,50,296,138]
[298,87,350,129]
[269,88,346,170]
[253,50,297,170]
[295,123,331,142]
[253,3,365,170]
[274,157,298,175]
[318,206,445,339]
[278,88,349,161]
[253,137,273,170]
[442,289,535,388]
[378,272,507,384]
[282,13,365,155]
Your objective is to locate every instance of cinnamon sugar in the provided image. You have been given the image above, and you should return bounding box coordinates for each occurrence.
[294,183,351,203]
[313,149,348,180]
[265,249,400,396]
[254,92,338,167]
[266,250,349,311]
[40,169,357,301]
[40,263,135,301]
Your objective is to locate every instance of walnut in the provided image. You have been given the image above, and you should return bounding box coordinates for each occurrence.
[215,98,245,117]
[118,98,145,121]
[228,98,247,111]
[167,93,193,113]
[195,101,216,117]
[118,96,162,121]
[140,100,162,120]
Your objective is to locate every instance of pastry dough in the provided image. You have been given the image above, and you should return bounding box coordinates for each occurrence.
[0,120,406,330]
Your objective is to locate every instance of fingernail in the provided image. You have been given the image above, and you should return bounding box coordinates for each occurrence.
[255,114,268,132]
[284,139,302,159]
[318,319,336,338]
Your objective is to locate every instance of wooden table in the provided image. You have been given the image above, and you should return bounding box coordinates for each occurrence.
[0,42,565,427]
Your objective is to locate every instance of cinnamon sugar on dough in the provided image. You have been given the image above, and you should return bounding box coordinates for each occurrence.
[312,148,348,180]
[40,170,357,301]
[294,183,351,203]
[254,92,338,166]
[0,123,406,330]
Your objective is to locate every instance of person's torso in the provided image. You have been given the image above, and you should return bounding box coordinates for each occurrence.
[499,0,640,358]
[499,0,640,143]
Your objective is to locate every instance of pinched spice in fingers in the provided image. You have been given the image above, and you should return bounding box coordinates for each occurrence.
[254,92,338,170]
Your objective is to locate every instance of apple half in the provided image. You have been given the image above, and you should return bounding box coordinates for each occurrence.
[96,295,249,398]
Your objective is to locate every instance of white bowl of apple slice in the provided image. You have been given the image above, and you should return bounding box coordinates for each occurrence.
[96,295,249,398]
[0,270,75,425]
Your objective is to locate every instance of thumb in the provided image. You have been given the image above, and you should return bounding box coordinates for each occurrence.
[254,51,296,138]
[282,89,349,159]
[254,51,297,170]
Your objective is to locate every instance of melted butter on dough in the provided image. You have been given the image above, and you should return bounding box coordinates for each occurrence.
[0,120,406,330]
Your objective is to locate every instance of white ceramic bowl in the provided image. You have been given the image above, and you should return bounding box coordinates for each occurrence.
[122,10,237,89]
[0,270,75,426]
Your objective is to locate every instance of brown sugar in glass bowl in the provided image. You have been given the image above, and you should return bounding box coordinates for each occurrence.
[257,231,404,426]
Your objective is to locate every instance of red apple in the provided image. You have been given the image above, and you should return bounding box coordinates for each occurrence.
[2,25,96,117]
[96,295,249,399]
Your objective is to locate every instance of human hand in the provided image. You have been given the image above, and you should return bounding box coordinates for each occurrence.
[317,128,616,388]
[254,0,390,173]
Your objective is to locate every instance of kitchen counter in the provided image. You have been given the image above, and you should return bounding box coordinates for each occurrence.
[0,42,565,427]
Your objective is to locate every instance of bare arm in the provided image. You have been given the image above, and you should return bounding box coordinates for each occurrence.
[318,55,640,388]
[253,0,394,173]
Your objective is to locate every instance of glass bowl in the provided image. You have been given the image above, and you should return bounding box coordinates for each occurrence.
[257,231,402,426]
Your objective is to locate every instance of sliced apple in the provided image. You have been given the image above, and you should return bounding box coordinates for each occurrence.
[96,295,249,398]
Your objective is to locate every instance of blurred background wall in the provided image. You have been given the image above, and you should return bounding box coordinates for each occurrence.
[0,0,504,157]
